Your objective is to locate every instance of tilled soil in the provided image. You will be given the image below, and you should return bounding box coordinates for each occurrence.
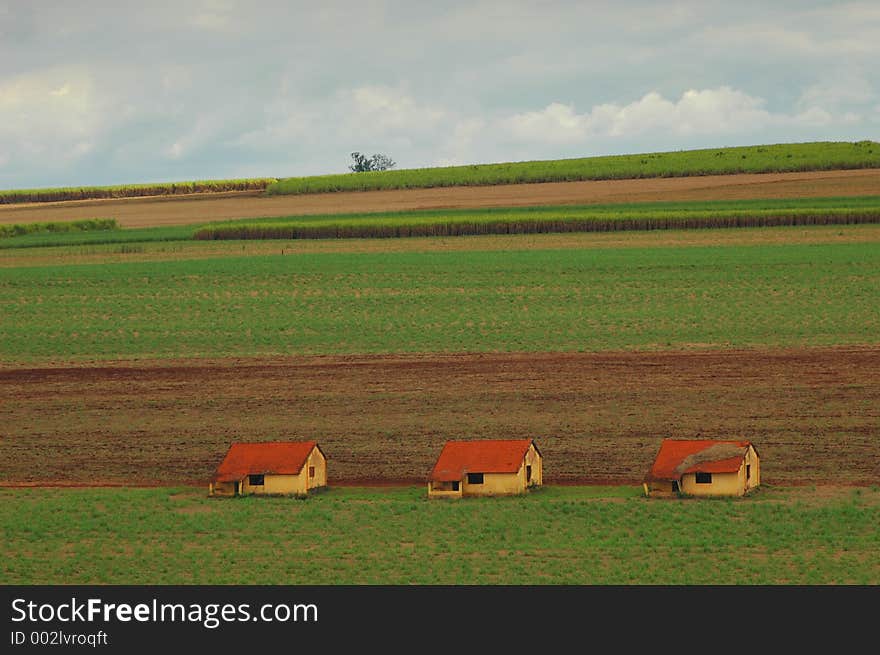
[2,169,879,227]
[1,347,877,486]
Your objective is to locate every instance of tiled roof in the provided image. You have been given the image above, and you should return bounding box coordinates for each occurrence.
[430,439,537,482]
[645,439,753,482]
[213,441,320,483]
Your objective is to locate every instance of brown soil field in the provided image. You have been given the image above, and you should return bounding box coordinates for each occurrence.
[1,169,879,228]
[1,347,877,487]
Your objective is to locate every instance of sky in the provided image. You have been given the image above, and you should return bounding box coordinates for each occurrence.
[1,0,879,189]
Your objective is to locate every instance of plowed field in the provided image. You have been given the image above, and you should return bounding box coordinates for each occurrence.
[2,168,879,228]
[2,347,877,487]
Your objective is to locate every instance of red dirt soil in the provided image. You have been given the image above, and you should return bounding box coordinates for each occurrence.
[1,347,877,487]
[2,169,879,228]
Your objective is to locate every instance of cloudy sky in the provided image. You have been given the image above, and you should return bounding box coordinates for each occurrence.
[1,0,878,188]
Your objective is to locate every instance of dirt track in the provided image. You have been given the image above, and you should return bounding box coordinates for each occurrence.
[2,168,879,227]
[2,347,877,487]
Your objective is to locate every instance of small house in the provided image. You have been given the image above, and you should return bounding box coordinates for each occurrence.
[643,438,760,497]
[428,439,542,498]
[209,441,327,497]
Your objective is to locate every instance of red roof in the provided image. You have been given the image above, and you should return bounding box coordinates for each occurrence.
[213,441,321,483]
[645,439,754,482]
[429,439,538,482]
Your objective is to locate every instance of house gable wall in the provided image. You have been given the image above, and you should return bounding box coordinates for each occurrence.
[307,447,328,490]
[744,445,760,490]
[523,443,542,486]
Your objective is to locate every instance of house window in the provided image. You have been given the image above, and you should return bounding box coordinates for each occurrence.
[746,464,751,480]
[248,474,265,486]
[309,466,315,478]
[451,481,460,491]
[467,473,484,485]
[695,472,712,484]
[526,465,532,482]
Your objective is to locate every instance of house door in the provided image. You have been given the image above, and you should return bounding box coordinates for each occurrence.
[234,481,240,496]
[671,480,679,494]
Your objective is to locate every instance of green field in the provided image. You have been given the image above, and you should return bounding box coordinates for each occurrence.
[3,196,879,250]
[0,218,118,239]
[0,178,277,205]
[2,486,877,584]
[0,224,193,250]
[3,142,878,205]
[0,239,877,362]
[267,141,880,195]
[193,196,880,240]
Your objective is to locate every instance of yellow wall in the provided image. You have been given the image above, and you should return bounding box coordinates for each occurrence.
[306,447,327,490]
[744,445,760,490]
[681,470,742,496]
[241,472,307,495]
[523,443,543,487]
[464,471,523,495]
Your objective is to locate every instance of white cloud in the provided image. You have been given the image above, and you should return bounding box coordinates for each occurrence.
[344,85,447,134]
[798,73,878,113]
[502,87,857,144]
[190,0,237,32]
[49,83,70,97]
[505,102,589,143]
[166,114,228,160]
[234,84,449,155]
[0,68,109,163]
[435,117,487,165]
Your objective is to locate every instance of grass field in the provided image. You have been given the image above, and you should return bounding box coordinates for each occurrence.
[2,485,877,584]
[0,178,277,205]
[267,141,880,195]
[1,239,878,362]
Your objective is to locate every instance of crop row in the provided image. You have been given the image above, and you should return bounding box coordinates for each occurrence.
[193,208,880,240]
[0,178,277,205]
[0,218,118,239]
[266,141,880,195]
[4,197,879,250]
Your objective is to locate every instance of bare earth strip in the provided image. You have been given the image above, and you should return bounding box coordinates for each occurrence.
[2,169,879,227]
[1,347,877,487]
